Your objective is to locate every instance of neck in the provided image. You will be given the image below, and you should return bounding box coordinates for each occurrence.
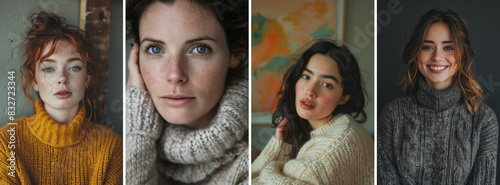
[308,114,333,130]
[44,104,80,125]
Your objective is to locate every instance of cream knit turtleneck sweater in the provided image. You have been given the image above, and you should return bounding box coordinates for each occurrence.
[126,71,248,185]
[251,114,374,184]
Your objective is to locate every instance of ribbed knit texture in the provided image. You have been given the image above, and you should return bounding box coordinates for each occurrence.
[0,99,123,184]
[251,114,374,184]
[126,69,249,185]
[378,78,498,184]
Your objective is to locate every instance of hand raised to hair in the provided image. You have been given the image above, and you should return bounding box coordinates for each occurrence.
[126,43,146,90]
[275,118,290,143]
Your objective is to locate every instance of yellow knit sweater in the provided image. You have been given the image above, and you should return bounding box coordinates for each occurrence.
[0,100,122,184]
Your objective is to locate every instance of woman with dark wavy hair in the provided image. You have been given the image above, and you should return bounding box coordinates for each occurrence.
[252,39,374,184]
[125,0,248,184]
[378,9,498,184]
[0,11,122,184]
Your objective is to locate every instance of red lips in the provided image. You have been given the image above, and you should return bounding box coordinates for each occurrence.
[300,98,315,110]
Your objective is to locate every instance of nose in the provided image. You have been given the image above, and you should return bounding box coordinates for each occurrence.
[57,70,68,85]
[166,55,187,85]
[304,82,317,99]
[432,48,444,61]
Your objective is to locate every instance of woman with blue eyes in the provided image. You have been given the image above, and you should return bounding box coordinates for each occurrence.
[251,40,374,184]
[378,9,498,184]
[0,11,122,184]
[126,0,248,184]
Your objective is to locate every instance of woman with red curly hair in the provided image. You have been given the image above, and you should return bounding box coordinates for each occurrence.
[0,11,122,184]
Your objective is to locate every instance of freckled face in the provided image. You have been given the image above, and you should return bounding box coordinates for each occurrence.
[418,22,458,90]
[33,40,90,111]
[138,1,239,128]
[295,54,348,125]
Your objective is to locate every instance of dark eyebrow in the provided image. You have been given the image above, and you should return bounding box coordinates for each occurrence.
[423,40,452,44]
[140,37,165,45]
[185,36,216,44]
[304,68,339,83]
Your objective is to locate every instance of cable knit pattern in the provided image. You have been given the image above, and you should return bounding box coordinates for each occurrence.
[0,99,123,184]
[252,114,374,184]
[378,78,498,184]
[126,69,249,185]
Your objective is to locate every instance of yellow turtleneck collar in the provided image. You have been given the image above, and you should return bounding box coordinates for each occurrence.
[27,99,87,148]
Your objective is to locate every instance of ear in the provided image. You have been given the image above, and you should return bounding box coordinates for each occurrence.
[32,80,39,92]
[339,94,351,105]
[229,53,242,69]
[86,75,91,88]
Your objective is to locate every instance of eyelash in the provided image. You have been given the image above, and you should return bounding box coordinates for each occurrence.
[421,45,454,51]
[41,66,82,73]
[145,44,164,56]
[300,74,334,89]
[190,44,212,55]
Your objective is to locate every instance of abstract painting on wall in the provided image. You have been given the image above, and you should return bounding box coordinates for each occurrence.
[252,0,345,124]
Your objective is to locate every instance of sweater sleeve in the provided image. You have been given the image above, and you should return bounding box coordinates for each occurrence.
[126,86,163,185]
[104,136,123,185]
[466,107,498,185]
[251,137,292,180]
[252,129,372,185]
[377,103,403,184]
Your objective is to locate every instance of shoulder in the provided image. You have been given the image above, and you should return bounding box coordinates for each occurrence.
[380,96,412,116]
[0,117,30,138]
[474,103,498,132]
[85,122,122,145]
[308,117,373,156]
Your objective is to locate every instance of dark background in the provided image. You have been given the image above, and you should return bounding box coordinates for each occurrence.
[377,0,500,181]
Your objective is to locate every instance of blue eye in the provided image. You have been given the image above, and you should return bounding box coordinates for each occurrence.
[192,45,211,54]
[42,68,54,72]
[301,74,309,80]
[70,66,82,71]
[147,46,163,54]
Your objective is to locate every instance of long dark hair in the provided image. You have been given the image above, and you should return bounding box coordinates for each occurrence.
[273,39,367,158]
[401,9,482,113]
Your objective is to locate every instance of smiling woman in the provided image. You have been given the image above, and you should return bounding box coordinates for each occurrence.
[125,0,249,184]
[378,9,498,184]
[0,11,122,184]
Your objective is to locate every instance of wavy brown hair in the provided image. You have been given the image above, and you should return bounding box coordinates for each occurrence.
[401,9,483,113]
[19,11,100,115]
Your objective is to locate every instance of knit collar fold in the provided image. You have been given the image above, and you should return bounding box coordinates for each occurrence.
[310,114,349,138]
[416,77,461,111]
[158,69,248,183]
[28,99,87,148]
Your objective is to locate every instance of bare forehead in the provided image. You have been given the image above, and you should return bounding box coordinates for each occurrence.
[139,1,221,39]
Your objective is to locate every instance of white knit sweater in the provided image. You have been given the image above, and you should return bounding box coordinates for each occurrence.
[251,114,374,184]
[126,70,249,185]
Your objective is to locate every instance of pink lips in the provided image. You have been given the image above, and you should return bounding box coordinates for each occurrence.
[300,98,315,110]
[161,94,195,107]
[54,90,72,99]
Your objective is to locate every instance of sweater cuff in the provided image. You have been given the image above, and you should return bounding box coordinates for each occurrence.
[261,137,292,161]
[126,86,163,139]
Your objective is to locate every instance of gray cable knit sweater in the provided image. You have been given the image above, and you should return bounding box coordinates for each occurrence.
[126,70,249,185]
[378,78,498,184]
